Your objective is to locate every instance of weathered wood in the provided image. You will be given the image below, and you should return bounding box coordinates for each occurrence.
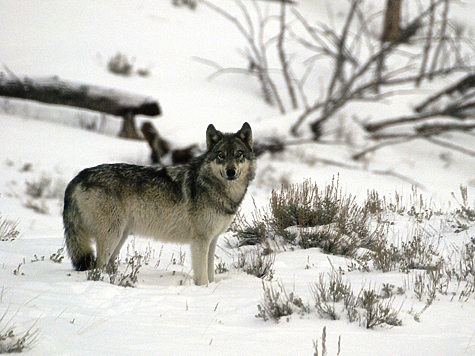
[381,0,402,43]
[0,74,161,138]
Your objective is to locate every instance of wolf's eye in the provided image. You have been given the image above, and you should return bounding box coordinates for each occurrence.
[217,151,226,160]
[235,151,243,158]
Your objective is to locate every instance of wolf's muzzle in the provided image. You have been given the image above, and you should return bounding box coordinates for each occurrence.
[222,167,240,181]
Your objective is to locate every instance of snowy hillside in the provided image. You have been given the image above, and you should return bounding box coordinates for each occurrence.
[1,1,475,355]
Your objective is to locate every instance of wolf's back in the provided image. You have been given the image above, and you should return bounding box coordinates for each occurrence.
[63,176,96,271]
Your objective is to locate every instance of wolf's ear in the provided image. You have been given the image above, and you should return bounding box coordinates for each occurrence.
[206,124,223,151]
[237,122,252,149]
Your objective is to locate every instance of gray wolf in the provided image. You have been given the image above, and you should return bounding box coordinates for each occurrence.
[63,123,256,285]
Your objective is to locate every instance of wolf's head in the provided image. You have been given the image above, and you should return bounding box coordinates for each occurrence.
[205,122,256,182]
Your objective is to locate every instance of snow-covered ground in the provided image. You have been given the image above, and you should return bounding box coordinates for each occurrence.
[1,1,475,355]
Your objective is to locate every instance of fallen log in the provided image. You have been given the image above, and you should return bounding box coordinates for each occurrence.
[0,73,161,139]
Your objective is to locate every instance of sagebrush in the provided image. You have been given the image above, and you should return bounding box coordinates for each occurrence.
[233,178,380,257]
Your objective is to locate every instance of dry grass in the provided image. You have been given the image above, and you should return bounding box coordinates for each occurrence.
[0,308,39,353]
[256,280,309,323]
[233,177,380,257]
[0,216,20,241]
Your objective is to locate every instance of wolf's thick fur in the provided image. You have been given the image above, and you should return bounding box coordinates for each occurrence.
[63,123,255,285]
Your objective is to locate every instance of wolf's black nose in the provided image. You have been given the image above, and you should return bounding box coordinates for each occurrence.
[226,168,236,179]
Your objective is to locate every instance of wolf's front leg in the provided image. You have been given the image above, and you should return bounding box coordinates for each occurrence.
[190,239,209,285]
[207,236,219,283]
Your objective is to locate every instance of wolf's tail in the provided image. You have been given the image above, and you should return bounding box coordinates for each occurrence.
[63,182,95,271]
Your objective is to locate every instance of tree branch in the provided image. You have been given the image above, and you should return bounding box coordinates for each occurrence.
[277,0,298,109]
[425,136,475,157]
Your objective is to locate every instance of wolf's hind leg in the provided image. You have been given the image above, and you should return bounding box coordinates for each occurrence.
[107,229,130,272]
[95,232,120,271]
[191,238,209,285]
[95,238,113,271]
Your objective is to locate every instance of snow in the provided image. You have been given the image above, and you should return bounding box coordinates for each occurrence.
[1,0,475,355]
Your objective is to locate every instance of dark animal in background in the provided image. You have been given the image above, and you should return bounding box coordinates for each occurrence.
[141,121,199,165]
[140,121,171,165]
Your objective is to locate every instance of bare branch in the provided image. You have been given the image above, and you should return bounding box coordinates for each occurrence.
[428,0,451,79]
[290,0,454,136]
[415,72,475,113]
[199,0,285,113]
[371,168,426,189]
[200,0,252,44]
[322,0,361,118]
[416,122,475,135]
[291,64,474,136]
[352,137,413,160]
[306,153,425,188]
[416,0,436,86]
[364,111,447,132]
[277,1,298,109]
[426,136,475,157]
[191,56,223,71]
[355,124,475,164]
[208,67,261,80]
